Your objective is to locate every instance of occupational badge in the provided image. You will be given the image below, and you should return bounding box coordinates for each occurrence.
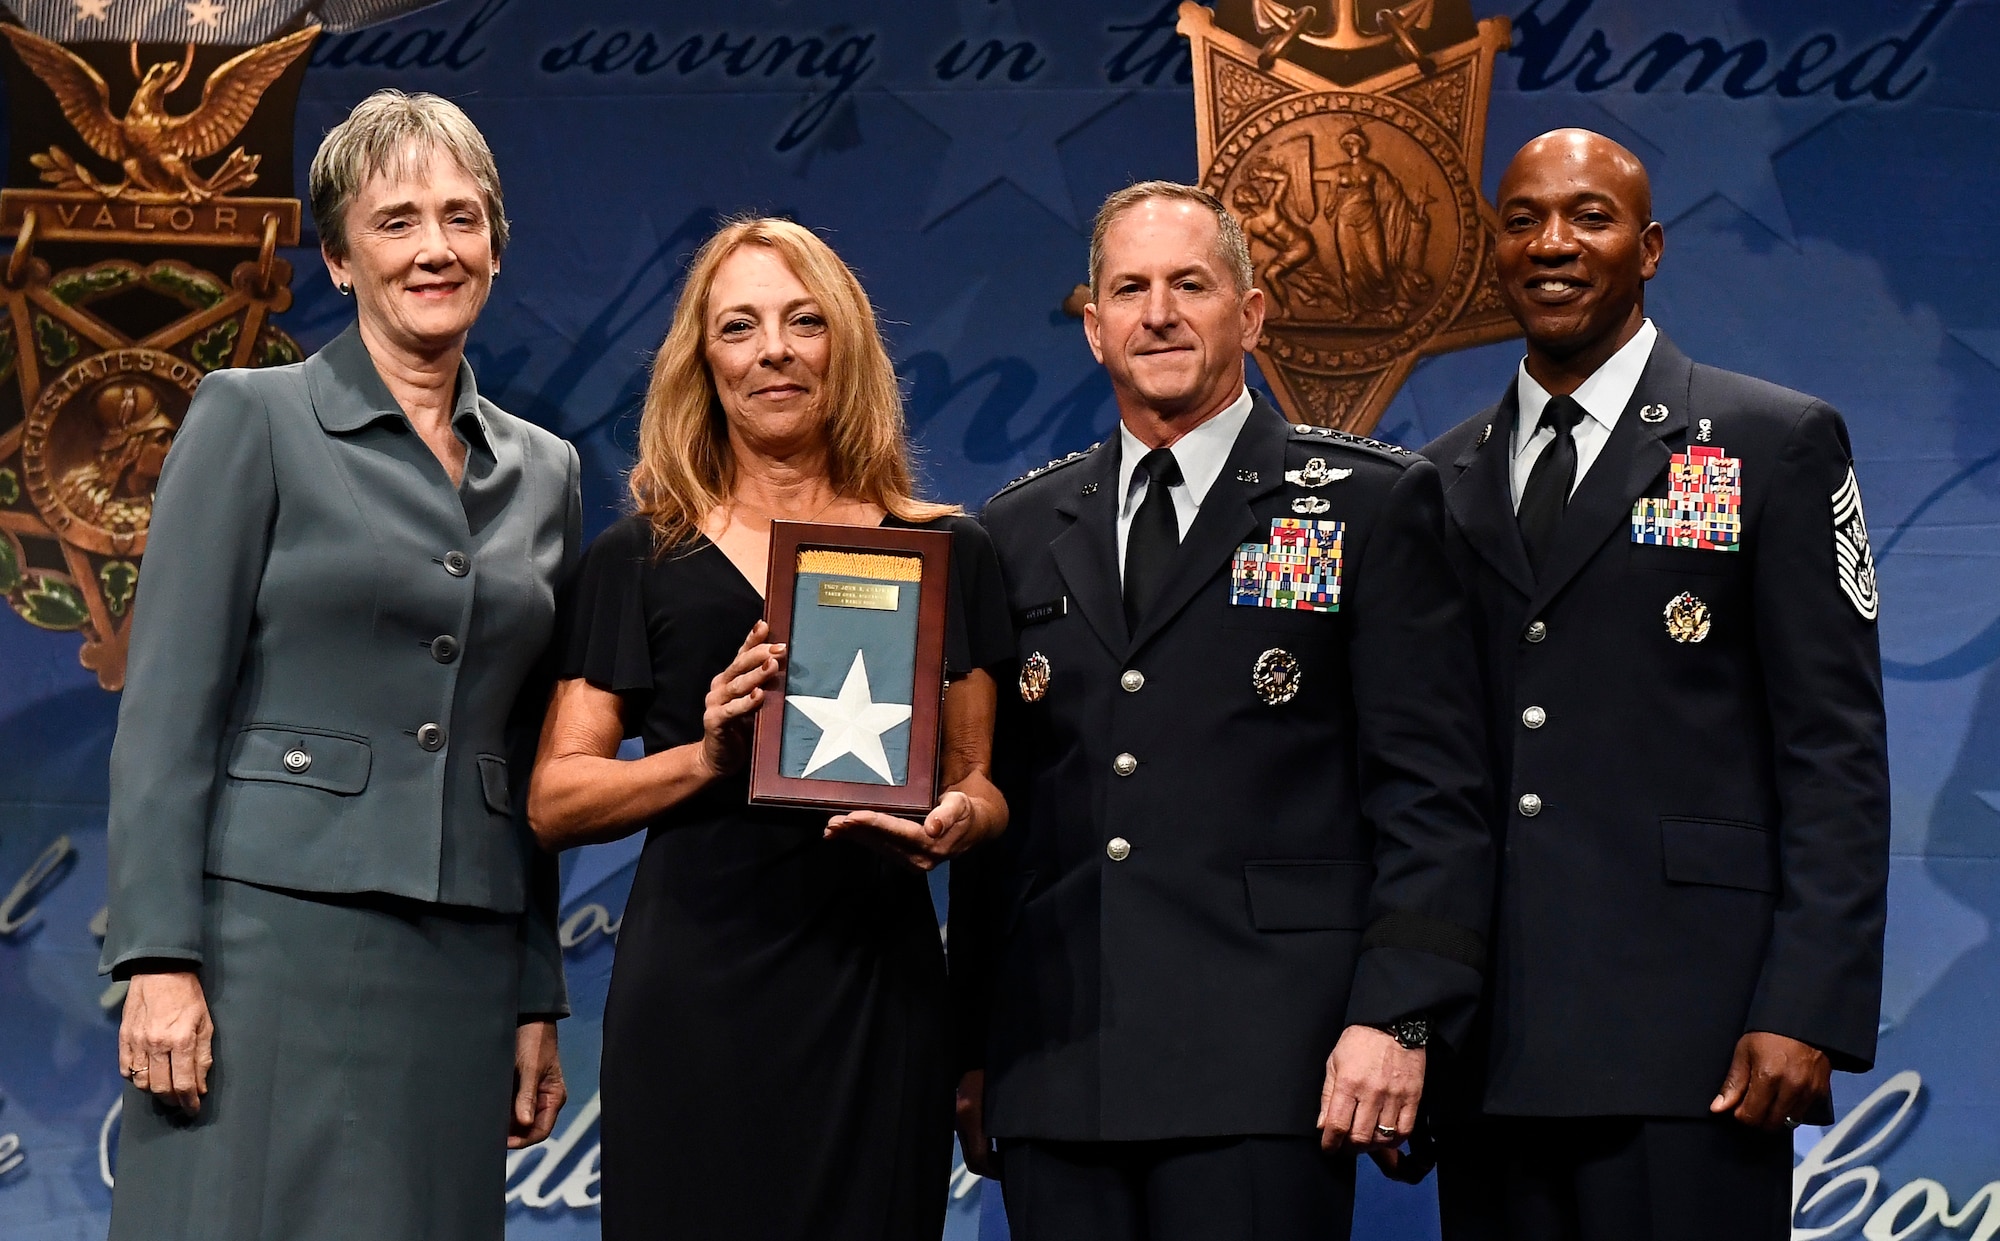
[1663,592,1712,644]
[1284,456,1351,487]
[0,22,321,689]
[1019,651,1052,703]
[1632,445,1742,551]
[1252,647,1302,705]
[1832,465,1879,621]
[1639,404,1668,423]
[1180,0,1518,434]
[1291,495,1330,515]
[1231,517,1343,612]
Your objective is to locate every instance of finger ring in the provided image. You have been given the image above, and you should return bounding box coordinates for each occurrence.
[123,1066,138,1079]
[130,1065,147,1078]
[1374,1124,1398,1138]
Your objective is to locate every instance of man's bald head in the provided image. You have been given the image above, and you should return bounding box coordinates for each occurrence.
[1501,129,1653,226]
[1492,127,1664,388]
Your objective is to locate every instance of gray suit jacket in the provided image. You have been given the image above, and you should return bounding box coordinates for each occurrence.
[102,325,581,1015]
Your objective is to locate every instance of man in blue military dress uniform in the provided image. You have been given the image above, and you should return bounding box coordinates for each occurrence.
[1420,130,1891,1241]
[952,180,1495,1240]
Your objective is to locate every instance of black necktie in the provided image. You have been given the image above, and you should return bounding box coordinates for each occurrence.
[1517,394,1587,577]
[1124,446,1183,629]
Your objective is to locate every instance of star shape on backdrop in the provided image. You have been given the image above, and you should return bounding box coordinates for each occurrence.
[1586,90,1851,246]
[186,0,223,29]
[787,650,913,782]
[891,88,1131,232]
[1949,330,2000,373]
[73,0,111,19]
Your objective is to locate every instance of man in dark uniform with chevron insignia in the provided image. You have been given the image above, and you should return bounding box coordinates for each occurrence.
[1420,130,1891,1241]
[950,180,1495,1240]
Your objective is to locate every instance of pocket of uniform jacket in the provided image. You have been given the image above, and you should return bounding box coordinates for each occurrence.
[226,725,371,795]
[477,754,511,815]
[1659,816,1776,893]
[1243,860,1372,931]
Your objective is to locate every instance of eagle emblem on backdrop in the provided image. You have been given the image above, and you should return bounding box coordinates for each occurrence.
[1179,0,1520,433]
[0,0,438,690]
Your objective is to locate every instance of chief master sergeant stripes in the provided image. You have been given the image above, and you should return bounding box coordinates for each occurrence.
[950,179,1494,1241]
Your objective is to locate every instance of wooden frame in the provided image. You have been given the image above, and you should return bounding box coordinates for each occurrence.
[749,520,954,814]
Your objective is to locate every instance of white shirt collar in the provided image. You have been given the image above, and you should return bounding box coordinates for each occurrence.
[1117,386,1255,512]
[1513,318,1658,455]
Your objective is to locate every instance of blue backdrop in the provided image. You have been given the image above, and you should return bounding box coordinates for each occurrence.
[3,2,1998,1238]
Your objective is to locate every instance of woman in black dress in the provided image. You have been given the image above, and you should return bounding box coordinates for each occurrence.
[527,217,1011,1239]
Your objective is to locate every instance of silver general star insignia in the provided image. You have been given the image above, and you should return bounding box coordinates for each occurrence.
[1019,651,1052,703]
[1285,457,1352,488]
[1663,592,1712,644]
[1252,647,1302,705]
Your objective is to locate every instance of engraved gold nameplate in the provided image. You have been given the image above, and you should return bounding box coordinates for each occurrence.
[817,580,900,611]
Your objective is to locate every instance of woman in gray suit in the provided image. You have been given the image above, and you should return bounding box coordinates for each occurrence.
[101,90,576,1241]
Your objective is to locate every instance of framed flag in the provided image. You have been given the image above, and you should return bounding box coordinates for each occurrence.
[749,521,954,814]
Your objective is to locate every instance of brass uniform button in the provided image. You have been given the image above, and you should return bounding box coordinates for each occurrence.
[1518,793,1543,817]
[1525,621,1547,643]
[1106,838,1131,862]
[1522,706,1546,729]
[1113,753,1138,777]
[1120,669,1145,693]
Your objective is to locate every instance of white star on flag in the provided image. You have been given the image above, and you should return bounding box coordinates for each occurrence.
[74,0,111,20]
[186,0,223,29]
[786,650,912,783]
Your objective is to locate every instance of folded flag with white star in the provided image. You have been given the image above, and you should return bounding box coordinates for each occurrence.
[779,550,923,786]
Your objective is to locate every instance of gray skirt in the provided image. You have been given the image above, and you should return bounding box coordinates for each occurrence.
[108,876,520,1241]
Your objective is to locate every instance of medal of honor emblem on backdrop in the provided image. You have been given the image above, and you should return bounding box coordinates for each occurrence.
[0,22,318,689]
[1179,0,1520,434]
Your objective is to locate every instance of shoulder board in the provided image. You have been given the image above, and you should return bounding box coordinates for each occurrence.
[1290,423,1412,459]
[990,444,1100,501]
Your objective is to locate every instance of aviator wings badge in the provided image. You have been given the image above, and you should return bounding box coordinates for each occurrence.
[1180,1,1518,435]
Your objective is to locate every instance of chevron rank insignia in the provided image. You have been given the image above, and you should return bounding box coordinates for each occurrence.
[1633,445,1742,551]
[1231,518,1342,612]
[1832,465,1879,621]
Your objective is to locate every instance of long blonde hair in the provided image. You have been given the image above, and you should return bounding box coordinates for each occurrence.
[628,217,956,549]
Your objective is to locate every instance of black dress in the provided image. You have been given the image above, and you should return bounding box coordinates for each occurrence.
[560,512,1012,1241]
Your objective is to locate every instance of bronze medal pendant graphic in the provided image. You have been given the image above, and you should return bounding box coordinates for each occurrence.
[0,23,315,689]
[1180,1,1519,433]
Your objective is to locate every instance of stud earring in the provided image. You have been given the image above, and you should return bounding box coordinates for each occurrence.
[336,281,352,296]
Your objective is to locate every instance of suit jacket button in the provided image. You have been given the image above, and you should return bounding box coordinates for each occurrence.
[417,722,446,752]
[1106,837,1132,862]
[282,747,311,773]
[1120,670,1145,693]
[1525,620,1547,643]
[1522,706,1546,729]
[1113,752,1138,777]
[430,634,460,663]
[443,551,470,577]
[1518,793,1543,817]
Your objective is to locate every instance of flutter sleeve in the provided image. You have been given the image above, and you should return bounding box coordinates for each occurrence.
[555,515,659,727]
[943,515,1013,679]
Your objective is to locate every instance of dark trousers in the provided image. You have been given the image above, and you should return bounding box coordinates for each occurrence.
[1436,1114,1792,1241]
[998,1136,1357,1241]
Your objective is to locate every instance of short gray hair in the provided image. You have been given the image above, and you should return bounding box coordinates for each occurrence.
[1088,180,1253,296]
[309,90,509,260]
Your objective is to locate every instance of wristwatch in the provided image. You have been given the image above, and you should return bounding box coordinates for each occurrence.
[1379,1017,1431,1050]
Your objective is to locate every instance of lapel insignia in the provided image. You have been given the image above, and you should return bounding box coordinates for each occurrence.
[1081,482,1098,495]
[1697,418,1714,443]
[1639,404,1668,423]
[1633,445,1743,551]
[1832,466,1880,621]
[1252,648,1301,706]
[1018,652,1052,703]
[1284,457,1352,488]
[1663,592,1712,643]
[1477,423,1492,447]
[1230,518,1342,613]
[1236,469,1259,483]
[1291,496,1330,515]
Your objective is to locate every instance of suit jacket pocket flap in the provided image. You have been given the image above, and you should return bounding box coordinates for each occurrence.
[1660,817,1775,893]
[1244,860,1372,931]
[227,725,370,795]
[477,754,511,815]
